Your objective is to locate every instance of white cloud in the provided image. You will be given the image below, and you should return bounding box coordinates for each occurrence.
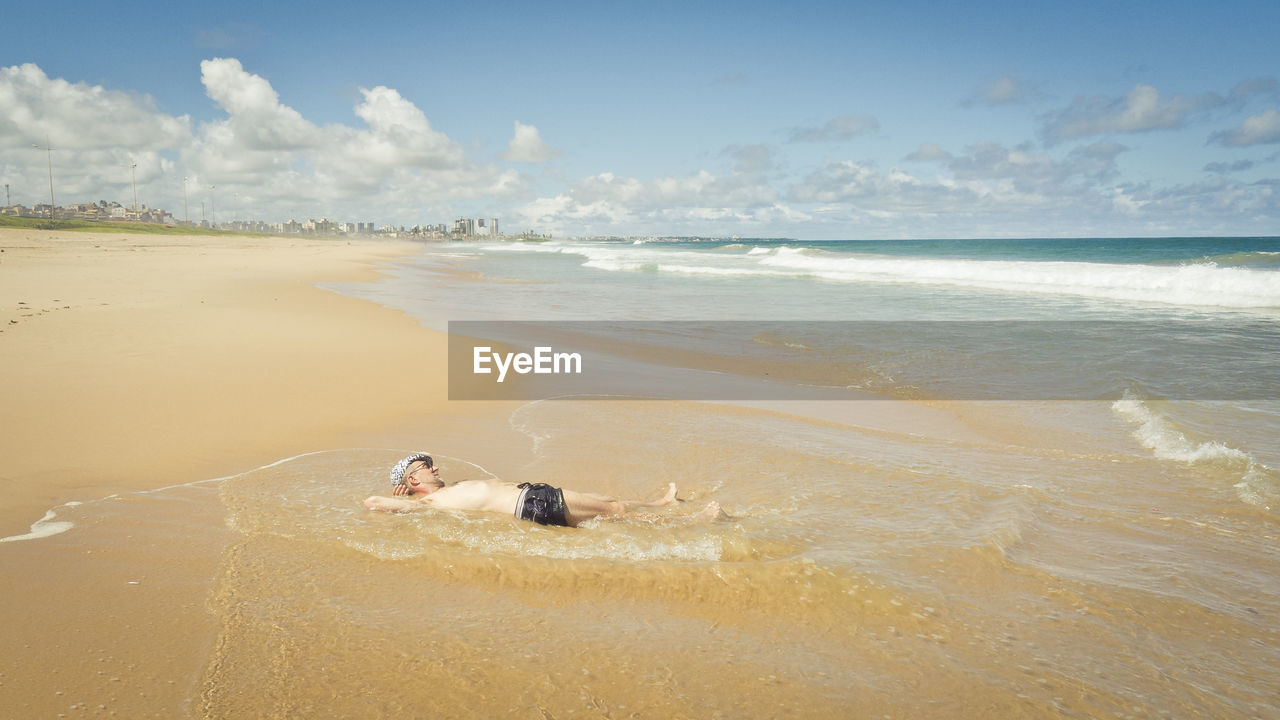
[1040,84,1203,143]
[1227,77,1279,103]
[0,62,189,151]
[788,161,1007,220]
[3,61,1279,238]
[1203,159,1255,174]
[189,59,518,218]
[510,158,787,236]
[510,127,1279,237]
[578,168,776,209]
[948,142,1057,183]
[499,121,561,163]
[1065,142,1129,180]
[183,59,323,198]
[725,144,776,175]
[1211,108,1280,147]
[783,142,1153,234]
[199,58,319,151]
[1039,78,1279,145]
[0,63,190,206]
[903,142,953,163]
[788,114,879,143]
[966,74,1025,106]
[0,60,528,224]
[340,86,466,169]
[1128,177,1279,225]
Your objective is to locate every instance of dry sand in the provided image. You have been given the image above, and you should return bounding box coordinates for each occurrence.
[0,228,509,716]
[1,229,443,535]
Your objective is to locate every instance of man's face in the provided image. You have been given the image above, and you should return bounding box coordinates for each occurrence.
[403,460,440,495]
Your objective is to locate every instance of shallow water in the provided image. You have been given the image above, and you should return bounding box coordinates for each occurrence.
[161,391,1276,718]
[19,392,1277,715]
[295,236,1280,716]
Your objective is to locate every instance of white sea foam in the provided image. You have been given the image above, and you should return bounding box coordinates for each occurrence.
[653,263,792,278]
[481,241,1280,309]
[0,505,77,543]
[0,448,420,544]
[456,526,724,562]
[344,511,726,563]
[1112,394,1252,464]
[1112,393,1277,509]
[758,247,1280,309]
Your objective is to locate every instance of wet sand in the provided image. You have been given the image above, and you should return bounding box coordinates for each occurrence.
[0,229,516,717]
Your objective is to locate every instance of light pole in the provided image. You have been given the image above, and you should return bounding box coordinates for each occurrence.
[130,161,138,218]
[183,177,189,225]
[210,185,216,228]
[31,137,54,220]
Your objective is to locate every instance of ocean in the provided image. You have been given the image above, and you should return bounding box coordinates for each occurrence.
[318,236,1280,717]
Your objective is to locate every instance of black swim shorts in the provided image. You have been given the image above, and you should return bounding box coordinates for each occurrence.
[515,483,569,527]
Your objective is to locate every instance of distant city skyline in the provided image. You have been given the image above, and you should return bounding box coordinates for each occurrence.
[2,1,1279,239]
[1,195,500,238]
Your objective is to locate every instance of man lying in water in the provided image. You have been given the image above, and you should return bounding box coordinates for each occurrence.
[363,453,722,527]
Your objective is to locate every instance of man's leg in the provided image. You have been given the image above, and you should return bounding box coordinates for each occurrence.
[559,490,626,526]
[560,485,721,526]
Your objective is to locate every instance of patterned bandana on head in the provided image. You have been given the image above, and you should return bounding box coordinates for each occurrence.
[390,453,433,486]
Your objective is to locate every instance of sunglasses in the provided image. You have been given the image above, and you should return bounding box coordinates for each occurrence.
[406,457,434,478]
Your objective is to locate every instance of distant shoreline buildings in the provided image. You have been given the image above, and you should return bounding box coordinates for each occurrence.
[0,198,516,239]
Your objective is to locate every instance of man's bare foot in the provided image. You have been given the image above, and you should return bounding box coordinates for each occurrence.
[693,500,723,523]
[659,482,680,506]
[644,482,681,507]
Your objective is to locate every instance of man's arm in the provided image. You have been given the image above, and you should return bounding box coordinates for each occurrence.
[364,494,425,512]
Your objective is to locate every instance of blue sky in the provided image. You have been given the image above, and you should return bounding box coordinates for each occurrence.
[2,0,1278,238]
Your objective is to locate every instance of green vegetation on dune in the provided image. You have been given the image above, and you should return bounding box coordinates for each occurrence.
[0,216,271,237]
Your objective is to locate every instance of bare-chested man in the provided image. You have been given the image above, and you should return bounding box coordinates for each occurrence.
[363,453,721,527]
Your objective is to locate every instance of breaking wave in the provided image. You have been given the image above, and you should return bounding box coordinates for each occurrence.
[1112,392,1278,510]
[480,241,1280,309]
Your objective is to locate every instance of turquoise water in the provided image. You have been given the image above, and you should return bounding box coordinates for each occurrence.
[729,236,1280,266]
[367,235,1280,322]
[334,234,1280,493]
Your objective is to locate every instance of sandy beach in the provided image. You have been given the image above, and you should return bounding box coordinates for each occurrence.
[3,229,1277,719]
[0,229,514,717]
[1,229,439,532]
